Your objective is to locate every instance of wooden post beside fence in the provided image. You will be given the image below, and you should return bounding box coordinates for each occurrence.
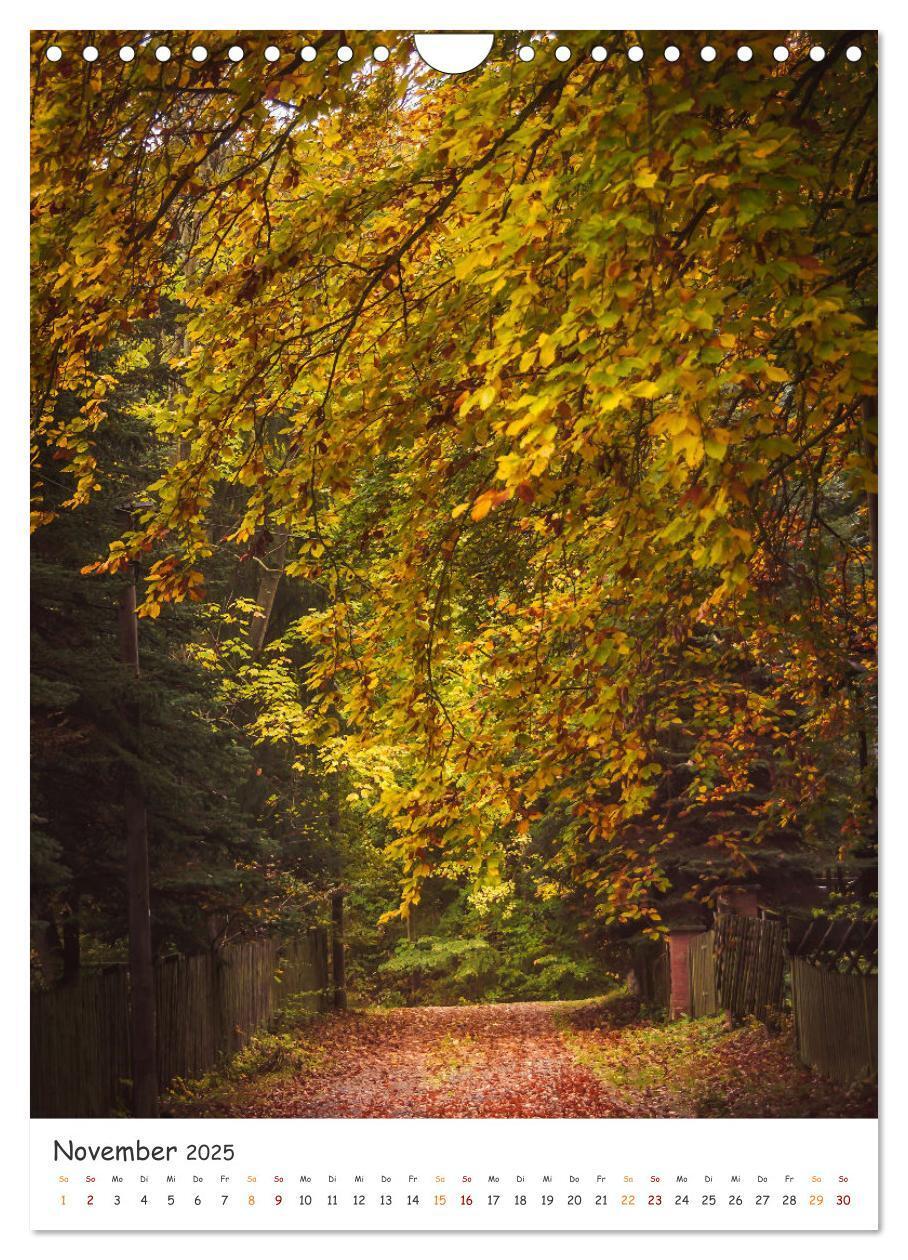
[331,891,347,1010]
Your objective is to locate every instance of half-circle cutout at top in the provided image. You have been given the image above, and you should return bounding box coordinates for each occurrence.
[414,33,494,74]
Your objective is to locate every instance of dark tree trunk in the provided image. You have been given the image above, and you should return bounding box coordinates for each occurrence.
[119,571,159,1118]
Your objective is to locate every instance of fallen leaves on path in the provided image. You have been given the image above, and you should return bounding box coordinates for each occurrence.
[176,1001,631,1119]
[168,997,875,1120]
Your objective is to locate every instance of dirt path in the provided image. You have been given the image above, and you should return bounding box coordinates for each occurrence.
[201,1000,637,1119]
[169,997,875,1119]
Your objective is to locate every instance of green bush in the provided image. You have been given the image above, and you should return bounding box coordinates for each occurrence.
[374,884,616,1005]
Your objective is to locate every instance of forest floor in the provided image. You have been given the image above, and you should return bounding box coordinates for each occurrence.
[166,994,875,1120]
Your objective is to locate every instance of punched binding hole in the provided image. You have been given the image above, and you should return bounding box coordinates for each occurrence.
[414,34,493,73]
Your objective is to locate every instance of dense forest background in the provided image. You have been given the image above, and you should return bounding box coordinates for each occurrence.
[31,31,876,1006]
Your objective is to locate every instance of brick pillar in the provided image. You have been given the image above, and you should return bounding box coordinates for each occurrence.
[668,930,699,1019]
[719,889,759,917]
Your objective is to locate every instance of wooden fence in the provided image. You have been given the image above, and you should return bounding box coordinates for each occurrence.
[677,914,876,1084]
[714,913,786,1021]
[789,958,877,1084]
[31,929,330,1118]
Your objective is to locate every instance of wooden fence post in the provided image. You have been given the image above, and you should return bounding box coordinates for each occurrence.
[331,892,347,1010]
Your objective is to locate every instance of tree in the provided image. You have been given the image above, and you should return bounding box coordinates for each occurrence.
[31,31,877,939]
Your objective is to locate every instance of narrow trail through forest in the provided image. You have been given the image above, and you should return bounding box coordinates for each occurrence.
[213,1000,634,1119]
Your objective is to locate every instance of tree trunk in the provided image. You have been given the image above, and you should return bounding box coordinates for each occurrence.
[249,529,288,656]
[119,571,159,1118]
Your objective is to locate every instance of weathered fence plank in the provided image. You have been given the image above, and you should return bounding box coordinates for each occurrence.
[688,930,719,1017]
[790,957,877,1084]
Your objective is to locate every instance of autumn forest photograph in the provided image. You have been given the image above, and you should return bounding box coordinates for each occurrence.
[30,30,877,1120]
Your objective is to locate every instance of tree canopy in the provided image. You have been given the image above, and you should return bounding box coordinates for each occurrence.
[31,31,877,962]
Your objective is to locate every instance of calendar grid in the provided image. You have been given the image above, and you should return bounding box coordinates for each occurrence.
[31,1118,877,1231]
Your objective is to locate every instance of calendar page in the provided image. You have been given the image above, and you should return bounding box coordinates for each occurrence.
[27,11,879,1239]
